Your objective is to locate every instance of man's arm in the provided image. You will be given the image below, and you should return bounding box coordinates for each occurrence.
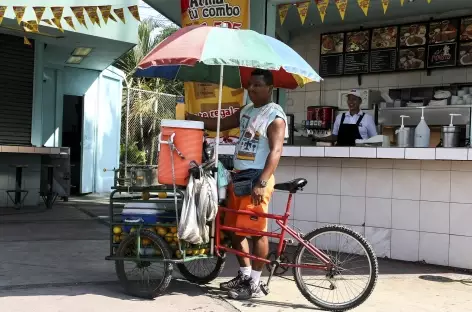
[186,109,242,131]
[259,118,286,183]
[366,115,378,138]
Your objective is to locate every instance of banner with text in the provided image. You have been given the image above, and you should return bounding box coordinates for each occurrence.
[181,0,250,144]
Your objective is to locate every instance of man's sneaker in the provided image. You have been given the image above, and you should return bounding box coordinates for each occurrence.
[228,278,265,300]
[220,271,246,291]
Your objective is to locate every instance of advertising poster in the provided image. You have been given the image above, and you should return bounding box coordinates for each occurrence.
[180,0,250,144]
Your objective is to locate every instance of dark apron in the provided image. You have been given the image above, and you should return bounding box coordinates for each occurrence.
[336,113,365,147]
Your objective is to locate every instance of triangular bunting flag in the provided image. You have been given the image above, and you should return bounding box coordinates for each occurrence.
[316,0,329,23]
[71,7,87,28]
[33,7,45,23]
[52,18,64,33]
[41,19,53,26]
[278,4,290,25]
[24,37,32,46]
[13,6,26,25]
[382,0,389,14]
[23,20,39,33]
[128,5,141,22]
[400,0,405,6]
[296,2,310,25]
[64,16,76,30]
[0,6,6,25]
[427,0,431,3]
[335,0,348,20]
[85,6,101,26]
[114,8,126,24]
[109,12,117,22]
[50,7,64,20]
[357,0,370,16]
[98,5,112,24]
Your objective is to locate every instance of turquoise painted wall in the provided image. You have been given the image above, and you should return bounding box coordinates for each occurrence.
[2,0,139,45]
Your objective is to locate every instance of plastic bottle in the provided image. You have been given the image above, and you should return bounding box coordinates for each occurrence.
[414,107,430,148]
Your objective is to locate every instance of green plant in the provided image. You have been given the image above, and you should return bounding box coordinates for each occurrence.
[120,142,146,166]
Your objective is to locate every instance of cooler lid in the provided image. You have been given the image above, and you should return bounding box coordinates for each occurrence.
[161,119,204,130]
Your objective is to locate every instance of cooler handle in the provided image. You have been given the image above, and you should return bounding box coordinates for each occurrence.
[124,218,144,223]
[158,132,186,160]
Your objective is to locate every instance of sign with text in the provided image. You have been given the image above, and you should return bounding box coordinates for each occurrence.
[181,0,250,144]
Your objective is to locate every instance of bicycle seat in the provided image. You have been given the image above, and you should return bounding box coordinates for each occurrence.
[274,178,307,193]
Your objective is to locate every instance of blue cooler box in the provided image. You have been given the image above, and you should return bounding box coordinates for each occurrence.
[122,202,176,232]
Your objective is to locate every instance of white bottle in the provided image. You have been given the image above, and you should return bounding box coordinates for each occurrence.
[414,107,430,148]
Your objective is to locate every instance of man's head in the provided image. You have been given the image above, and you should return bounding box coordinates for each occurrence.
[347,89,362,114]
[248,69,274,107]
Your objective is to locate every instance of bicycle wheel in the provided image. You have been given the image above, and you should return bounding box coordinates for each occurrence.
[115,230,173,299]
[177,254,226,284]
[293,225,378,311]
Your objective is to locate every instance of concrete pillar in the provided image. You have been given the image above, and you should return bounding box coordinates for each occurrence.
[31,40,44,146]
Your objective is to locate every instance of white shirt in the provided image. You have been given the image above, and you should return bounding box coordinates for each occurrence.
[332,110,377,139]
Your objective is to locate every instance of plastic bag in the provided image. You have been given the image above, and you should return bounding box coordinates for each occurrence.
[178,175,202,244]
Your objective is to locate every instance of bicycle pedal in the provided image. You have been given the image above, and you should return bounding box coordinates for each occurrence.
[260,283,270,295]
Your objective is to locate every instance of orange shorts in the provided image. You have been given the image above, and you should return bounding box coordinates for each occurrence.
[224,175,275,237]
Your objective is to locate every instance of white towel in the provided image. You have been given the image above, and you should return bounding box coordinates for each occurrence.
[246,103,288,140]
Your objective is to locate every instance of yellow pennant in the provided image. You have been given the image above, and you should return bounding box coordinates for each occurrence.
[50,6,64,20]
[98,5,112,24]
[85,6,100,26]
[52,17,64,33]
[357,0,370,16]
[71,7,87,28]
[316,0,329,23]
[13,6,26,25]
[400,0,404,5]
[0,6,6,25]
[382,0,389,13]
[335,0,348,20]
[41,19,53,26]
[128,5,141,22]
[278,4,290,25]
[113,8,126,24]
[23,20,39,33]
[296,2,310,25]
[33,7,45,23]
[427,0,431,3]
[64,16,76,31]
[24,37,32,46]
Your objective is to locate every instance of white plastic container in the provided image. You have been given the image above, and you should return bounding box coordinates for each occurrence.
[414,107,430,148]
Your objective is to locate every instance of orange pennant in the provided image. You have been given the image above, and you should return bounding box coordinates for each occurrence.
[85,6,101,26]
[335,0,348,20]
[64,16,76,31]
[71,7,87,28]
[52,18,64,33]
[296,2,310,25]
[0,6,6,25]
[278,4,290,25]
[23,20,39,33]
[13,6,26,25]
[357,0,370,16]
[50,6,64,20]
[33,7,46,23]
[98,5,112,24]
[128,5,141,22]
[114,8,126,24]
[41,19,53,26]
[382,0,389,13]
[24,37,32,46]
[316,0,329,23]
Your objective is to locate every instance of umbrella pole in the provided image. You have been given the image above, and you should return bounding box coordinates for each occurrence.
[210,64,225,256]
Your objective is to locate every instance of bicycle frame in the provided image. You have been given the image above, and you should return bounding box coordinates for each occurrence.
[214,192,334,270]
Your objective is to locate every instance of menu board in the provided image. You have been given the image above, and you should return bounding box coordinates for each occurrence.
[429,19,458,44]
[460,17,472,41]
[345,31,370,52]
[399,23,427,47]
[371,26,397,49]
[398,47,426,70]
[321,33,344,55]
[370,49,397,72]
[344,52,369,74]
[320,54,344,76]
[458,42,472,66]
[427,43,457,68]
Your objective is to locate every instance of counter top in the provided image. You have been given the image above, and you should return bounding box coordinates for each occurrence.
[0,146,69,155]
[218,145,472,161]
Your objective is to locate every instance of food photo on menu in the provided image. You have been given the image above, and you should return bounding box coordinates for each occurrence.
[460,17,472,41]
[398,47,425,70]
[459,42,472,66]
[321,33,344,55]
[345,30,370,52]
[399,23,427,47]
[371,26,397,49]
[429,19,458,44]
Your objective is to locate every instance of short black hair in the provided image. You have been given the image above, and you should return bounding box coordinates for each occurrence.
[251,69,273,86]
